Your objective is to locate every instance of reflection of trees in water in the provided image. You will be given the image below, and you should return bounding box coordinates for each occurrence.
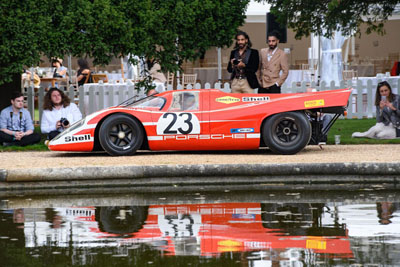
[95,206,149,237]
[261,203,346,236]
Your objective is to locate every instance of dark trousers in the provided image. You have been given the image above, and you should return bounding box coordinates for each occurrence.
[258,84,281,94]
[48,130,61,140]
[0,131,41,146]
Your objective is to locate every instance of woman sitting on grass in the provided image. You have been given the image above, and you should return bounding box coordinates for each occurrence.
[352,81,400,139]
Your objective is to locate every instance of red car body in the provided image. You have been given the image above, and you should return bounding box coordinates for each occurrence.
[48,89,351,155]
[90,203,353,258]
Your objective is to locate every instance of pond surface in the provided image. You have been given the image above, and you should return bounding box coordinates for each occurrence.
[1,189,400,266]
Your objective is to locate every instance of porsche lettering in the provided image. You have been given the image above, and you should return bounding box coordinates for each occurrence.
[160,134,249,140]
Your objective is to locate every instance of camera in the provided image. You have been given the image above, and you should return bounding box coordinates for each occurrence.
[233,59,240,65]
[60,117,69,127]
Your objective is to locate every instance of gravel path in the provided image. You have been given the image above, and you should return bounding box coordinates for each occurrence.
[1,144,399,170]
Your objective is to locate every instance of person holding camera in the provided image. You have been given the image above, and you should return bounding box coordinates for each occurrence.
[227,31,260,93]
[0,92,41,146]
[41,88,82,140]
[352,81,400,139]
[258,30,289,94]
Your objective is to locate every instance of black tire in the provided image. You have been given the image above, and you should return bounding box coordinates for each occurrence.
[95,206,149,236]
[99,114,144,156]
[263,111,311,155]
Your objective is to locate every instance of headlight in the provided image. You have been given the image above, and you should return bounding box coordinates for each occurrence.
[51,118,86,141]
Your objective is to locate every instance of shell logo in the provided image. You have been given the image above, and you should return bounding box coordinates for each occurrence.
[215,96,240,104]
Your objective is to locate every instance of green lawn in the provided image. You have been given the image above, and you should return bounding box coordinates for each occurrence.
[327,118,400,144]
[0,126,48,152]
[1,118,399,152]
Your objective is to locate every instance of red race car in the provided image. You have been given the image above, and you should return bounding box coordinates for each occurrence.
[48,88,351,155]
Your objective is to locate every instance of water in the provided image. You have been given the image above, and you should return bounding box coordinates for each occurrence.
[1,190,400,266]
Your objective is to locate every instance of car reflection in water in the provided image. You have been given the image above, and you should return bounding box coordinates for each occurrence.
[18,203,353,264]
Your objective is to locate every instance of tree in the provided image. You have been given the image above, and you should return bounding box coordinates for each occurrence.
[258,0,400,39]
[0,0,250,82]
[1,0,250,108]
[115,0,249,72]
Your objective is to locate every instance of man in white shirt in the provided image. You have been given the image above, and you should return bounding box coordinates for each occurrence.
[41,88,82,140]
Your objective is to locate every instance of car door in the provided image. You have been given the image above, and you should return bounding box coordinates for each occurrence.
[208,91,260,150]
[149,90,209,151]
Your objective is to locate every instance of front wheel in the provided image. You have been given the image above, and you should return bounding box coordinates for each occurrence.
[99,114,144,156]
[263,112,311,155]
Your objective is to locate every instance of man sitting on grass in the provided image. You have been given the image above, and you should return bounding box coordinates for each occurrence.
[0,92,41,146]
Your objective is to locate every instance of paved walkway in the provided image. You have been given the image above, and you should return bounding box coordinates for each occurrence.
[1,145,400,193]
[1,144,400,170]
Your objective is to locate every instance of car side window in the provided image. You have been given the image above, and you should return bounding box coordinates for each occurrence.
[169,91,199,111]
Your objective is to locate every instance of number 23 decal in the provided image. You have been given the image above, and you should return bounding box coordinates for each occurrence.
[157,113,200,135]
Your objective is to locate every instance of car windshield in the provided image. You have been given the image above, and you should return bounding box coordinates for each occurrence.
[123,95,166,110]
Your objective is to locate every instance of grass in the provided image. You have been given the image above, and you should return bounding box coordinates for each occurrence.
[327,118,400,144]
[0,126,48,152]
[1,118,399,152]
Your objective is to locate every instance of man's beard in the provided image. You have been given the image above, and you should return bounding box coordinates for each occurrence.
[238,43,247,49]
[269,44,277,50]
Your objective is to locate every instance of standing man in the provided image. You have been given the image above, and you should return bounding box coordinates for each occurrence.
[0,92,41,146]
[227,31,260,93]
[258,30,289,93]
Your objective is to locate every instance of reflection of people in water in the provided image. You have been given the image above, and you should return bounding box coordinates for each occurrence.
[261,203,346,236]
[45,208,64,229]
[13,208,25,224]
[183,93,197,110]
[0,209,25,246]
[377,202,397,225]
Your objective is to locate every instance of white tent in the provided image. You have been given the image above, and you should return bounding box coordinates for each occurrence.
[245,0,270,23]
[320,30,348,85]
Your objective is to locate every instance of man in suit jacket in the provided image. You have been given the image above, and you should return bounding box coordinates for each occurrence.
[258,30,289,93]
[227,31,259,93]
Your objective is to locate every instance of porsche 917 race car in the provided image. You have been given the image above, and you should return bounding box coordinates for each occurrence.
[48,88,351,155]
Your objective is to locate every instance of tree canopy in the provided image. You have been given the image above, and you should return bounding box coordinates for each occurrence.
[259,0,400,39]
[0,0,250,85]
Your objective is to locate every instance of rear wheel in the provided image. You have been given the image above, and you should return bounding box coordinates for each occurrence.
[263,112,311,155]
[99,114,143,156]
